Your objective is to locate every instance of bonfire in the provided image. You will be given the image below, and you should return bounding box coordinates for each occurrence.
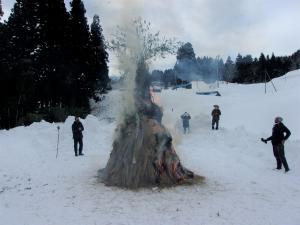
[100,18,204,188]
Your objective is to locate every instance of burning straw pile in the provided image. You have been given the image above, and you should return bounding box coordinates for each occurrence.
[100,18,203,189]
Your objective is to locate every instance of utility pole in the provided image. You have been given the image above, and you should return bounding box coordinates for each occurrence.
[56,126,60,158]
[264,70,277,94]
[216,55,220,88]
[174,67,177,90]
[264,70,267,94]
[266,70,277,92]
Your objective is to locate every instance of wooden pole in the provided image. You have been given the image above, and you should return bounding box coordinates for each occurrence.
[216,55,220,88]
[56,126,60,158]
[266,70,277,92]
[264,71,267,94]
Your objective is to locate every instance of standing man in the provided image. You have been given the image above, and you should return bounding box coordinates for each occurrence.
[211,105,221,130]
[181,112,191,134]
[72,116,84,156]
[261,116,291,172]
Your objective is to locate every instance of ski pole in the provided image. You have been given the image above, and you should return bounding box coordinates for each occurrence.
[56,126,60,158]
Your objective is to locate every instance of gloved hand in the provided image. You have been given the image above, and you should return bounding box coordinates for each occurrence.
[261,138,267,144]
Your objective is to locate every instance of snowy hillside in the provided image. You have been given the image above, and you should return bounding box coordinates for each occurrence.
[1,70,300,225]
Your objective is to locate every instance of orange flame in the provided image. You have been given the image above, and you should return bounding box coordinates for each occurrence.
[150,88,161,106]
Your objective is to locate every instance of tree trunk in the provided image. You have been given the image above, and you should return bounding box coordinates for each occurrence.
[15,95,22,125]
[0,0,3,18]
[7,107,10,129]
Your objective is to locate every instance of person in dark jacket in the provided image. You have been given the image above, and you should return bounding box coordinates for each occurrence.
[181,112,191,134]
[261,116,291,172]
[72,116,84,156]
[211,105,221,130]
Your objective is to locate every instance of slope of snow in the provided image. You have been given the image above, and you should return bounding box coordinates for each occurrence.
[1,70,300,225]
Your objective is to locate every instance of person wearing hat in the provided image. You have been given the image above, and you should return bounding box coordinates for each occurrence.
[261,117,291,172]
[72,116,84,156]
[211,105,221,130]
[181,112,191,134]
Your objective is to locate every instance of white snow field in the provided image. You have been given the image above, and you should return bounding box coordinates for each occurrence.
[1,70,300,225]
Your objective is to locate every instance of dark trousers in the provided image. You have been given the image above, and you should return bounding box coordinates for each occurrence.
[74,138,83,155]
[183,125,190,134]
[212,119,219,129]
[272,143,289,170]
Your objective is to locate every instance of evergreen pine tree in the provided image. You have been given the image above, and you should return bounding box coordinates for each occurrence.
[0,0,112,128]
[0,21,9,128]
[258,53,267,81]
[90,14,109,94]
[269,53,277,78]
[37,0,70,112]
[69,0,91,110]
[224,56,235,81]
[174,42,198,81]
[3,0,40,127]
[0,0,3,18]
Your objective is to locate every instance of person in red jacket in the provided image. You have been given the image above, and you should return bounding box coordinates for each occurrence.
[261,116,291,172]
[211,105,221,130]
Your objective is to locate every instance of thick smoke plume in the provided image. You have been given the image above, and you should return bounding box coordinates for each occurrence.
[100,11,202,188]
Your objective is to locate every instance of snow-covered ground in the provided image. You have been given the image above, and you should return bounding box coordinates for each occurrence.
[1,70,300,225]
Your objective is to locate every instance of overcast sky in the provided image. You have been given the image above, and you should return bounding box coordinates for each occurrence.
[2,0,300,75]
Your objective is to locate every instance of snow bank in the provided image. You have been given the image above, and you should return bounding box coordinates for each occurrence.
[1,70,300,225]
